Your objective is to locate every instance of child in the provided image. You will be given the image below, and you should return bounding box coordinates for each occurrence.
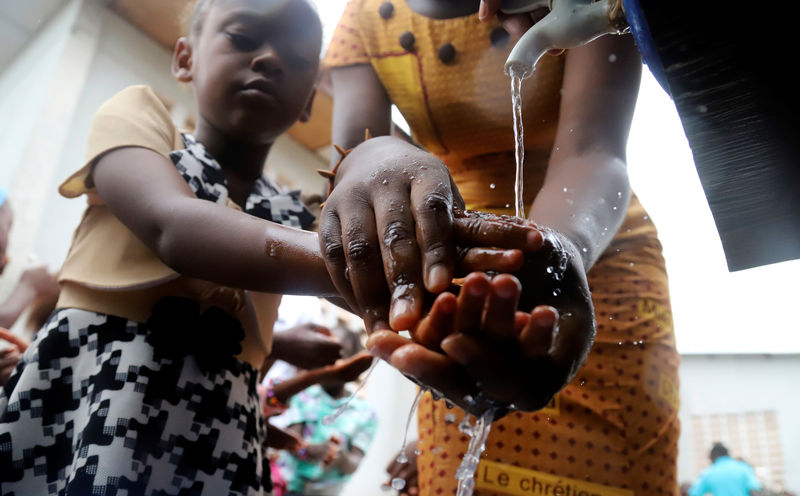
[0,1,540,493]
[0,1,331,494]
[271,326,377,496]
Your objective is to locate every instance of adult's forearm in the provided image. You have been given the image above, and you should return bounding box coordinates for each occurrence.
[529,152,630,272]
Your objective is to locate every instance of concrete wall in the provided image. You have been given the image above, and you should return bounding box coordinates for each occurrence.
[677,354,800,491]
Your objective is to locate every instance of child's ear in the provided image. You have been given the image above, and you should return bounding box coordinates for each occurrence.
[299,87,317,123]
[172,37,194,83]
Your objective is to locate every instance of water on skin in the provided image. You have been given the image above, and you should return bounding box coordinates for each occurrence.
[321,359,379,425]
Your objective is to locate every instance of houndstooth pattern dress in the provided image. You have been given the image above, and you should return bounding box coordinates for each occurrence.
[0,134,314,496]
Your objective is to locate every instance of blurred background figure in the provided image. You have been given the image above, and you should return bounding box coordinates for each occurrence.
[0,188,11,276]
[689,442,762,496]
[271,325,378,496]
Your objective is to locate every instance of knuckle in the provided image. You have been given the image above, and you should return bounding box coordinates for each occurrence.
[383,220,414,250]
[322,240,345,262]
[422,191,451,213]
[345,238,375,265]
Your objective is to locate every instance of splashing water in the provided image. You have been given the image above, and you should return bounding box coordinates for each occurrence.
[322,360,379,425]
[510,69,526,219]
[455,409,496,496]
[396,389,424,464]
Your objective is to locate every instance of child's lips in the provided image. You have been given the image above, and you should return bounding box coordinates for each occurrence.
[240,79,280,105]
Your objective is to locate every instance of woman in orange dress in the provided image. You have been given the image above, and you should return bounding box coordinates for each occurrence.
[321,1,680,495]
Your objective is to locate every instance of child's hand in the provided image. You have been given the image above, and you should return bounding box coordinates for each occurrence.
[0,328,27,387]
[368,267,594,415]
[319,137,543,333]
[384,439,419,495]
[306,440,339,465]
[270,323,343,370]
[321,351,374,383]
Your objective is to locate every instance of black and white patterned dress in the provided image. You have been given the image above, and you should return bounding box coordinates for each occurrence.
[0,134,314,496]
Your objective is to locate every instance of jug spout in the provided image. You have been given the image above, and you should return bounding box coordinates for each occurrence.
[503,0,628,78]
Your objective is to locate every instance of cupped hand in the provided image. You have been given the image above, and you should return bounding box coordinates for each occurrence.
[319,138,543,332]
[368,231,596,415]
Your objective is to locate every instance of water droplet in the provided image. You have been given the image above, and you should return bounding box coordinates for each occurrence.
[582,247,588,253]
[569,128,574,134]
[643,215,649,220]
[629,262,635,267]
[552,289,561,297]
[489,183,496,189]
[563,187,568,193]
[608,53,617,63]
[382,179,388,185]
[392,478,407,490]
[445,413,457,424]
[505,203,511,208]
[612,206,617,211]
[697,104,708,113]
[396,453,408,464]
[414,448,422,455]
[546,266,554,274]
[617,192,623,198]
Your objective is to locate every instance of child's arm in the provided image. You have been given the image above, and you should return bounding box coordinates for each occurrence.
[92,146,337,297]
[0,267,59,330]
[269,352,373,406]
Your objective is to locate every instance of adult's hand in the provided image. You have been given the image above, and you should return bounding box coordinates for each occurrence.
[319,137,543,332]
[479,0,565,55]
[369,232,595,415]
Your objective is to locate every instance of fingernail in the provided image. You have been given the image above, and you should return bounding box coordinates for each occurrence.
[526,230,542,250]
[478,1,488,20]
[532,308,557,329]
[427,263,450,291]
[390,298,413,325]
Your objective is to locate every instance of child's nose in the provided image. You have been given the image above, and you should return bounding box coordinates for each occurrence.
[250,47,284,78]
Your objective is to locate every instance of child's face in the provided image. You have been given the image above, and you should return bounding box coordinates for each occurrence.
[182,0,322,143]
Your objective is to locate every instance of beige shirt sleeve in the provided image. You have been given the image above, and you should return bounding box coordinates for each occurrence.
[59,85,182,200]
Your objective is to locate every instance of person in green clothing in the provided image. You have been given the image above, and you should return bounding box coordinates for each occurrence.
[272,326,378,496]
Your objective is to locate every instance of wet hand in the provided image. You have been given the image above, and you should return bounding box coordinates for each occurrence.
[368,257,594,414]
[320,138,543,332]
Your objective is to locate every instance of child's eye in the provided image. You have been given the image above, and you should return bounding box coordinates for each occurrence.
[226,32,258,51]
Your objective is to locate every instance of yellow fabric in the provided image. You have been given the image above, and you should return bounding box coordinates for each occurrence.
[324,0,564,211]
[56,85,279,366]
[327,2,680,494]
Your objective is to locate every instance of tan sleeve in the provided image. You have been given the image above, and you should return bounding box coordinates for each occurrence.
[59,85,181,199]
[322,0,371,68]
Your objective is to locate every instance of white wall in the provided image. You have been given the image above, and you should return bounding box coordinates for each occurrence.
[677,354,800,491]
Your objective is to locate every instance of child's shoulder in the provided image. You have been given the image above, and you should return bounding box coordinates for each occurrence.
[97,85,172,122]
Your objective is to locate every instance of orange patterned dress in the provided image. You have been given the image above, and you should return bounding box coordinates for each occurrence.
[325,2,680,495]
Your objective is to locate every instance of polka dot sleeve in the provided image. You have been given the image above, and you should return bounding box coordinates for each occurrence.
[322,0,370,68]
